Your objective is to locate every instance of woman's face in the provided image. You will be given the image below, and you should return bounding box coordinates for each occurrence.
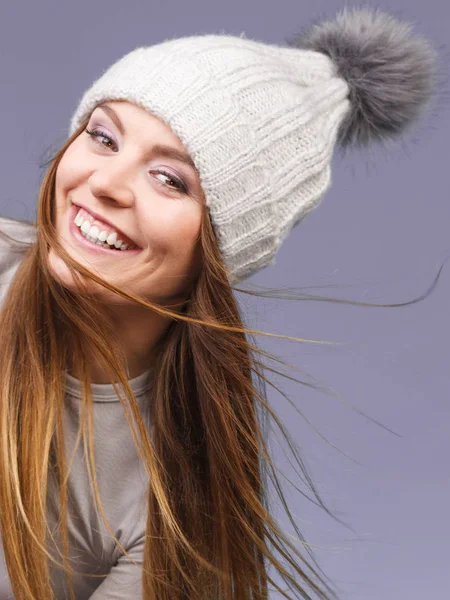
[49,100,205,306]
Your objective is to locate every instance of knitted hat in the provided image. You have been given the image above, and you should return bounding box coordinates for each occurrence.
[69,7,437,282]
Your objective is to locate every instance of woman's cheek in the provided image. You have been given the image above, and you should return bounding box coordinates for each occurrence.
[150,207,201,248]
[56,139,93,190]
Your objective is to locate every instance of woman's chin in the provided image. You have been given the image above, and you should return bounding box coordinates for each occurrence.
[47,247,133,304]
[47,248,99,295]
[47,249,78,290]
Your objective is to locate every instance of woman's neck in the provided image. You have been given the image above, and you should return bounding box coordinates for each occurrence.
[68,305,172,384]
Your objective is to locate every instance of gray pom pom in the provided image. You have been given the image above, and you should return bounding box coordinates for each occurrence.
[287,6,437,147]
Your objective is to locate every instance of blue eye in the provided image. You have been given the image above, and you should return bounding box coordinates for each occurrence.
[84,127,189,194]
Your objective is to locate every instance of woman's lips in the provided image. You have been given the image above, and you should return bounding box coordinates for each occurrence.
[73,203,138,247]
[69,204,141,256]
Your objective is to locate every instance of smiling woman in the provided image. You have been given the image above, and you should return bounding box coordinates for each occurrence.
[51,101,205,313]
[0,6,440,600]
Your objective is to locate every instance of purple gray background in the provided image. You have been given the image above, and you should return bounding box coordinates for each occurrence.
[0,0,449,598]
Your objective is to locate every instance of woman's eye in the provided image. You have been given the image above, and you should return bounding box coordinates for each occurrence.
[85,127,116,150]
[84,127,188,194]
[151,170,188,194]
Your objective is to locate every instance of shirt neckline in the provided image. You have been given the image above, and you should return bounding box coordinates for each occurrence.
[64,367,154,402]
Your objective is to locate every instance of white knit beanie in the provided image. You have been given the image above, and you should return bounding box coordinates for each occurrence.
[69,7,437,282]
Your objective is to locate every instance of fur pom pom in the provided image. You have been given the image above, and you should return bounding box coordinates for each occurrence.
[287,6,437,147]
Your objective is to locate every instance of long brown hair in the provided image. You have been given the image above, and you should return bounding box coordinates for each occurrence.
[0,118,443,600]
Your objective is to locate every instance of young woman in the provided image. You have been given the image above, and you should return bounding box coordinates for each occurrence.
[0,6,439,600]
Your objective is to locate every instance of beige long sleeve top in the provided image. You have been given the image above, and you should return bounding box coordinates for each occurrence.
[0,216,152,599]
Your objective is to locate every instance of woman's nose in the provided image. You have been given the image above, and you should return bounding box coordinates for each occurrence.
[88,163,135,207]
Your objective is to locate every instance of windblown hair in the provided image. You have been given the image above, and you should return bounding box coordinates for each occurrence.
[0,119,443,600]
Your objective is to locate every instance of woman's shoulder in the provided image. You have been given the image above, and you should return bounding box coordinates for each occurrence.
[0,215,37,248]
[0,216,36,288]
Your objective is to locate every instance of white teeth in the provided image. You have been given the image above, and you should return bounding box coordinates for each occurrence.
[106,232,117,246]
[89,225,100,239]
[80,220,91,234]
[74,209,136,250]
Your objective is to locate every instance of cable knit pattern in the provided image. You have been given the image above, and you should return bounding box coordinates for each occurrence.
[69,35,350,281]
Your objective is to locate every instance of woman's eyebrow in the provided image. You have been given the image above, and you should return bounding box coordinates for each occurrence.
[96,104,198,172]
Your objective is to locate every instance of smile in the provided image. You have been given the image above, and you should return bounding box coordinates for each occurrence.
[69,204,141,255]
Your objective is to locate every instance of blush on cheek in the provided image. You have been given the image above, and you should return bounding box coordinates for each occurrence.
[175,233,201,263]
[150,212,201,253]
[175,214,202,243]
